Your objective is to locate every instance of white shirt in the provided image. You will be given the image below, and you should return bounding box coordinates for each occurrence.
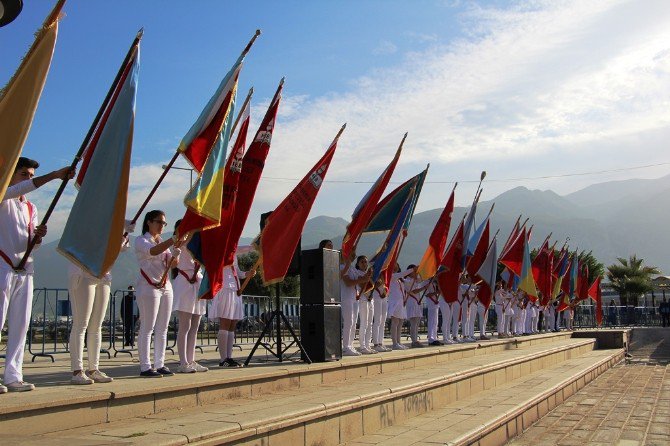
[0,179,40,273]
[222,256,246,291]
[134,232,174,289]
[389,270,412,302]
[175,247,203,282]
[340,264,363,301]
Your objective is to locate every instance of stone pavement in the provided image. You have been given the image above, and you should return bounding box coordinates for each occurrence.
[508,363,670,446]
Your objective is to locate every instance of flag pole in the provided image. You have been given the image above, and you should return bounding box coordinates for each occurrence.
[127,30,262,230]
[17,28,143,271]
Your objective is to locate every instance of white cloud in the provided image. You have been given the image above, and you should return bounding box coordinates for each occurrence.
[372,40,398,55]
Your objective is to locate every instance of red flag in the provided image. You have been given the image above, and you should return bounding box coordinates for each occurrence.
[341,136,404,259]
[588,276,603,326]
[417,187,455,279]
[256,125,344,285]
[183,98,251,299]
[561,256,573,297]
[500,217,521,256]
[499,227,526,277]
[436,219,465,304]
[576,263,590,302]
[466,219,489,278]
[383,233,403,290]
[222,79,283,267]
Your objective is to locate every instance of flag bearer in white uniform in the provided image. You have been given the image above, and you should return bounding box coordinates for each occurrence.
[67,226,133,385]
[387,263,412,350]
[171,220,207,373]
[371,277,391,352]
[504,288,515,337]
[453,275,470,342]
[465,283,479,341]
[340,253,370,356]
[405,265,429,348]
[356,257,375,355]
[474,286,490,340]
[438,284,454,344]
[425,280,442,346]
[135,210,182,378]
[0,158,72,393]
[494,282,506,338]
[211,247,256,367]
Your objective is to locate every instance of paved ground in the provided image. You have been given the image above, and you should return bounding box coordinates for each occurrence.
[509,363,670,446]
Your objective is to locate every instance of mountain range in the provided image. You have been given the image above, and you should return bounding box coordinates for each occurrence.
[33,174,670,291]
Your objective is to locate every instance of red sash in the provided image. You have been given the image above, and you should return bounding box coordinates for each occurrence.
[141,253,169,289]
[178,262,200,284]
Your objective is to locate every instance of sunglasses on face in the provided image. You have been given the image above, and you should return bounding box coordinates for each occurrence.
[151,220,168,227]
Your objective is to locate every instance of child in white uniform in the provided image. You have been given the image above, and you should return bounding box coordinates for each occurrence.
[387,263,412,350]
[135,210,181,378]
[211,248,256,367]
[171,220,207,373]
[0,158,72,392]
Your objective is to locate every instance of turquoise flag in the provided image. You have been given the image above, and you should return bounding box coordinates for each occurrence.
[58,44,139,278]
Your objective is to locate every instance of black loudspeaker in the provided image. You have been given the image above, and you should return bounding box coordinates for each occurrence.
[300,304,342,362]
[300,248,341,304]
[260,211,301,276]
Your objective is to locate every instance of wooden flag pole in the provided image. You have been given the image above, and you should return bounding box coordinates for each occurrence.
[126,31,262,230]
[237,258,261,296]
[16,28,143,271]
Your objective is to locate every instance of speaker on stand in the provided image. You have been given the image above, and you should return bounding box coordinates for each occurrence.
[300,248,342,362]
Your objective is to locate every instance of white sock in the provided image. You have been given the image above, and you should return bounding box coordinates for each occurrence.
[218,330,228,361]
[227,330,235,359]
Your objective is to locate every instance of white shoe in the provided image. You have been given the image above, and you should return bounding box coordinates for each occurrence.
[359,347,376,355]
[191,361,209,372]
[391,343,404,350]
[0,384,7,394]
[343,348,362,356]
[71,371,94,385]
[86,370,113,383]
[372,344,386,352]
[6,380,35,392]
[443,339,454,344]
[177,363,197,373]
[453,337,462,343]
[381,345,393,352]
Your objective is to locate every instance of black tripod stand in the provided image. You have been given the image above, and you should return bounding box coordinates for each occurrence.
[244,282,312,366]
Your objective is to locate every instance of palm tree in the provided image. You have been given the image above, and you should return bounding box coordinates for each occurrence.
[606,255,660,306]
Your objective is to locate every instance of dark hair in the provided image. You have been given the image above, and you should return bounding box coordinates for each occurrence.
[407,264,416,270]
[356,255,368,270]
[318,239,333,249]
[142,210,165,234]
[15,157,39,171]
[174,219,182,231]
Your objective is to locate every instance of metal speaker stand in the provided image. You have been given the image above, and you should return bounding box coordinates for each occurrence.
[244,283,312,366]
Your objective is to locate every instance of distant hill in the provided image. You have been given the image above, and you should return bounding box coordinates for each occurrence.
[33,175,670,290]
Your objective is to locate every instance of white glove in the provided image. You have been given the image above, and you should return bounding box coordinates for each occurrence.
[124,219,136,233]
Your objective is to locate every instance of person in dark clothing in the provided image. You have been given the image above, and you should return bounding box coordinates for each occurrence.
[120,286,138,347]
[660,297,670,328]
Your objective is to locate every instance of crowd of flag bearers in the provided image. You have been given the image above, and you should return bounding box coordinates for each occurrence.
[0,1,605,394]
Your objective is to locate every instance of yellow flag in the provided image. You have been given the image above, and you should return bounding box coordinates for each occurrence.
[0,1,64,198]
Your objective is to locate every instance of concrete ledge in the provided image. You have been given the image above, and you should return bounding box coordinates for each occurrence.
[571,329,630,349]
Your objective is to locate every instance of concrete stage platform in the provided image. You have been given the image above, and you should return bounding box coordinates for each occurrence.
[1,330,628,445]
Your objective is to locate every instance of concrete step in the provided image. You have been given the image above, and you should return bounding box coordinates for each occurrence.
[0,331,574,435]
[3,335,599,445]
[345,348,625,446]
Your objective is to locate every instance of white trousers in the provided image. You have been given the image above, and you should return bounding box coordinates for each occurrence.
[451,300,462,338]
[358,298,374,349]
[68,274,110,372]
[460,300,471,337]
[475,303,488,336]
[426,300,439,342]
[0,269,32,384]
[438,300,453,341]
[504,310,514,335]
[136,287,173,371]
[372,295,388,345]
[495,305,505,335]
[341,296,359,351]
[467,303,477,337]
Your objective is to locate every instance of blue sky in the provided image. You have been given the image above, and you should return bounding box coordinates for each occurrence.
[3,0,670,242]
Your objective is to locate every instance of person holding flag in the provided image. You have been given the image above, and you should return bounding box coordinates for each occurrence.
[341,253,371,356]
[134,210,183,378]
[211,247,256,367]
[494,281,507,338]
[405,265,430,348]
[371,276,391,352]
[425,280,443,346]
[387,262,413,350]
[171,220,207,374]
[0,158,73,393]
